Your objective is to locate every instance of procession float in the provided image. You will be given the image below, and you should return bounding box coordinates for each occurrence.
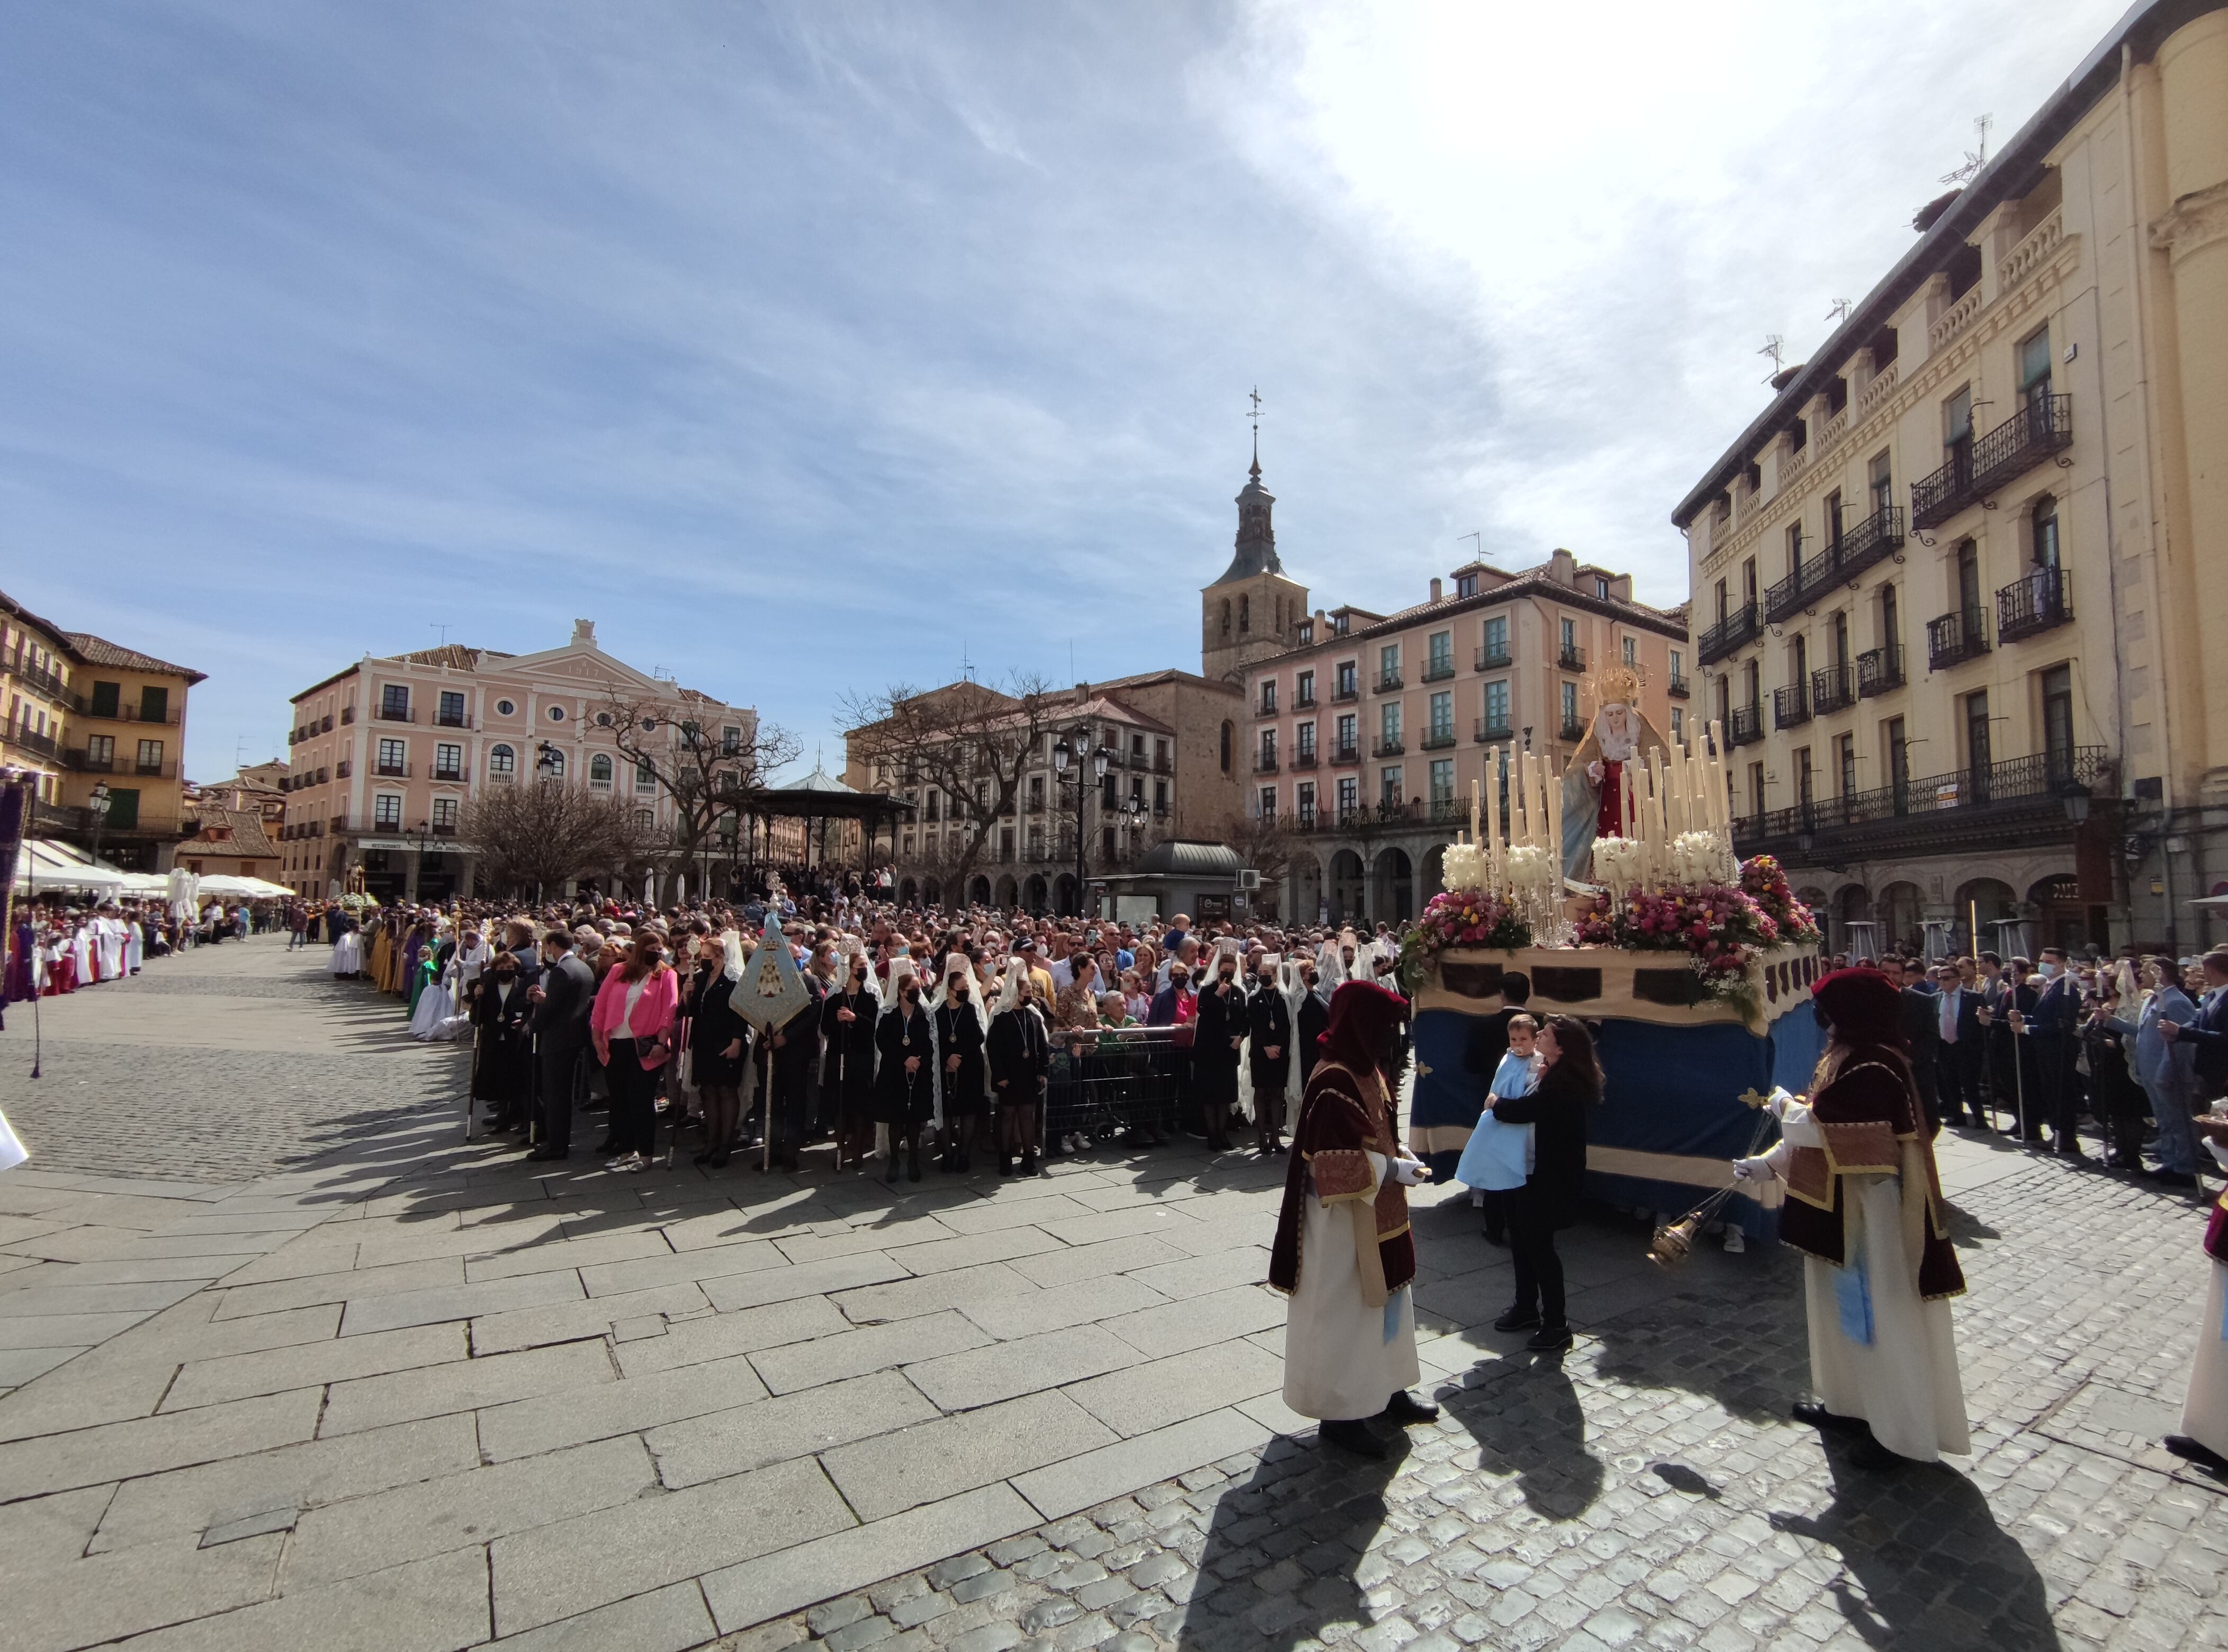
[1401,665,1823,1246]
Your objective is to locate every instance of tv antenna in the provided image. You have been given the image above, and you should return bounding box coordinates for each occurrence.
[429,622,451,647]
[1825,298,1853,325]
[1758,335,1786,383]
[1940,114,1993,185]
[1458,530,1482,562]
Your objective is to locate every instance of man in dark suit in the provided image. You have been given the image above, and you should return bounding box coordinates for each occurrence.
[527,930,597,1162]
[1898,959,1943,1134]
[2160,949,2228,1109]
[1934,962,1988,1128]
[2022,947,2084,1156]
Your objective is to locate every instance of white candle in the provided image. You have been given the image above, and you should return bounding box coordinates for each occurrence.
[1470,777,1481,847]
[1486,750,1501,870]
[1547,758,1564,876]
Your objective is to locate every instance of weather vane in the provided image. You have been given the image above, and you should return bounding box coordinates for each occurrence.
[1246,385,1263,470]
[1758,334,1786,383]
[1940,114,1993,185]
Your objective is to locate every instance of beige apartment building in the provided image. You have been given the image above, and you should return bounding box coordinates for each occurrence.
[1239,549,1686,924]
[280,620,757,901]
[3,588,203,871]
[1675,0,2228,958]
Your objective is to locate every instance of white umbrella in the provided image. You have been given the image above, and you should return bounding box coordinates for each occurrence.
[194,874,290,898]
[12,840,126,893]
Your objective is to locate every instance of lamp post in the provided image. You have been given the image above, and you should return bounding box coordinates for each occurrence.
[408,818,432,902]
[87,779,112,867]
[1052,732,1111,918]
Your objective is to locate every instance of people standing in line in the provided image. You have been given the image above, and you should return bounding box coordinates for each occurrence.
[687,931,753,1169]
[2160,949,2228,1117]
[2021,946,2084,1157]
[1192,947,1246,1152]
[820,951,882,1169]
[875,959,936,1183]
[1247,956,1292,1156]
[1486,1013,1597,1354]
[762,958,823,1174]
[936,963,990,1173]
[1897,959,1942,1134]
[1935,961,1988,1129]
[990,960,1051,1177]
[527,930,596,1163]
[589,935,680,1174]
[470,946,537,1134]
[2125,956,2202,1187]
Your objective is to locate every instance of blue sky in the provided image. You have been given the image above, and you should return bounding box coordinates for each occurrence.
[0,0,2128,780]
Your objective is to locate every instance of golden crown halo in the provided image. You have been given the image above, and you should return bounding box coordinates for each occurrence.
[1582,662,1646,713]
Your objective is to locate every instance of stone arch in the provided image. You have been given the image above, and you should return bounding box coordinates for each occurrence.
[967,875,992,906]
[994,874,1019,909]
[1954,876,2018,955]
[1421,843,1448,903]
[922,878,942,908]
[1834,884,1873,957]
[1023,873,1049,911]
[1054,872,1079,916]
[1328,849,1367,925]
[1372,847,1416,923]
[1287,852,1324,927]
[1877,881,1925,956]
[899,877,918,906]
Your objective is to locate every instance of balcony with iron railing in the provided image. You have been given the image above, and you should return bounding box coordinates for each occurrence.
[1697,603,1762,667]
[1253,755,1280,775]
[1762,506,1908,623]
[1727,704,1764,747]
[1910,394,2073,530]
[1255,698,1278,719]
[434,711,474,730]
[1372,737,1406,758]
[340,706,356,724]
[1329,741,1362,766]
[374,759,413,779]
[1289,749,1318,770]
[1475,645,1513,672]
[1774,684,1811,730]
[1926,607,1990,670]
[1475,718,1513,744]
[1420,659,1457,684]
[432,765,469,783]
[1294,690,1316,711]
[1331,682,1358,703]
[1856,645,1905,698]
[81,702,182,726]
[1287,797,1469,836]
[4,723,59,759]
[1810,665,1856,716]
[1667,673,1689,699]
[1373,673,1405,695]
[1420,728,1458,751]
[1735,746,2112,860]
[8,661,70,702]
[1997,566,2073,644]
[375,704,417,723]
[1559,716,1585,741]
[1558,644,1586,674]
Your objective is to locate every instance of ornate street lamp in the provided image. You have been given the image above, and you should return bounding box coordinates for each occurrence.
[87,779,112,867]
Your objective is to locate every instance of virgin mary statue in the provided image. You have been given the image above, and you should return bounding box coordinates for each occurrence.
[1559,663,1670,880]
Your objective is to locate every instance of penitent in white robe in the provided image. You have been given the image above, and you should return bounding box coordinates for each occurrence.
[2179,1140,2228,1457]
[96,919,124,981]
[1766,1107,1969,1462]
[1283,1150,1420,1422]
[124,921,143,974]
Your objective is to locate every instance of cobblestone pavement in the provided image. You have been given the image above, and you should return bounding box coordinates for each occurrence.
[0,935,466,1182]
[0,944,2223,1651]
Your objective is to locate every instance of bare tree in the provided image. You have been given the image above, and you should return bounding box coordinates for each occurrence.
[600,693,801,901]
[460,781,657,900]
[1218,807,1295,919]
[839,674,1062,892]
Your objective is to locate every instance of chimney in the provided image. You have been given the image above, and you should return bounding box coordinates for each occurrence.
[571,619,597,647]
[1429,578,1443,603]
[1549,549,1576,587]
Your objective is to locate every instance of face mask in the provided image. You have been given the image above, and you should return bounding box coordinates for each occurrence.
[2039,961,2060,979]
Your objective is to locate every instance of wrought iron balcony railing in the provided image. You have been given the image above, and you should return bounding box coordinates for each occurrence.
[1371,737,1405,758]
[1926,608,1990,670]
[1475,719,1512,743]
[1997,567,2073,644]
[1420,661,1457,684]
[1475,646,1512,672]
[1727,704,1764,747]
[1697,603,1762,667]
[1774,684,1811,730]
[1559,716,1585,741]
[1667,673,1689,699]
[1810,665,1856,716]
[1420,729,1458,751]
[1910,394,2072,530]
[1735,746,2112,852]
[1763,506,1907,622]
[1373,674,1405,694]
[1856,645,1905,698]
[1558,644,1586,674]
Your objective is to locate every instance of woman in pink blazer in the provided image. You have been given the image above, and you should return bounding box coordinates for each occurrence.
[591,936,681,1172]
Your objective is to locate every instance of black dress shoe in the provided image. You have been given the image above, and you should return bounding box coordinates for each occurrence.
[1792,1401,1867,1433]
[1319,1418,1386,1459]
[1494,1307,1541,1333]
[527,1147,567,1162]
[2147,1169,2199,1188]
[2164,1434,2228,1474]
[1527,1324,1574,1353]
[1378,1391,1440,1425]
[1844,1434,1911,1470]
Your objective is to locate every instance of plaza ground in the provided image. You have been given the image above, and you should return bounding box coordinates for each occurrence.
[0,937,2223,1651]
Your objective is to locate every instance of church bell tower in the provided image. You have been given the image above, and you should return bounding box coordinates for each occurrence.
[1201,439,1309,685]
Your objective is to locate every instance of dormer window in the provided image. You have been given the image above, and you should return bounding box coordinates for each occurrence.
[1595,577,1609,599]
[1456,573,1478,599]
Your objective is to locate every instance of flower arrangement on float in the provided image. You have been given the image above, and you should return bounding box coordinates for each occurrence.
[1739,854,1821,945]
[1398,886,1532,992]
[1574,876,1782,1014]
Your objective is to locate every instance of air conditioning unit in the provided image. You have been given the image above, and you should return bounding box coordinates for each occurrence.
[1236,868,1262,892]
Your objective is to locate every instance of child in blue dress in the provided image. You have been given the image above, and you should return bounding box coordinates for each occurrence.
[1454,1013,1542,1222]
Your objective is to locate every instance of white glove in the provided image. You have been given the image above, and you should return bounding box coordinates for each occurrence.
[1732,1155,1777,1183]
[1391,1155,1431,1185]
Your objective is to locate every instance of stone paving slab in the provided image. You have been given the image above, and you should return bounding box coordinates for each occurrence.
[3,938,2227,1650]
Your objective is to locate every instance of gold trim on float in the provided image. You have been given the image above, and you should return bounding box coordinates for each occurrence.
[1416,943,1822,1036]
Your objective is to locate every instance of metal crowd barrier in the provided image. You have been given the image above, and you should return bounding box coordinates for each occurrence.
[1048,1025,1189,1145]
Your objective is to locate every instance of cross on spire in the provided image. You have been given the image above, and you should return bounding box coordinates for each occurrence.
[1247,386,1263,477]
